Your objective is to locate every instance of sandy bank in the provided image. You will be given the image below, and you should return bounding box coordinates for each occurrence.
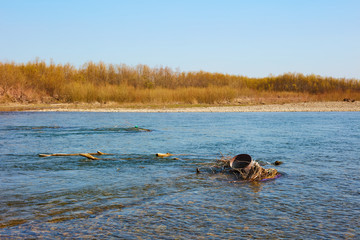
[5,101,358,112]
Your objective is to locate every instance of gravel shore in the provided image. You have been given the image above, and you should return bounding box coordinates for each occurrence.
[26,101,360,112]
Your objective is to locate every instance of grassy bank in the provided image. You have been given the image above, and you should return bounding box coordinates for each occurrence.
[1,60,359,105]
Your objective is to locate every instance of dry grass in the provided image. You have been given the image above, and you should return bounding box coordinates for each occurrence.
[1,60,359,105]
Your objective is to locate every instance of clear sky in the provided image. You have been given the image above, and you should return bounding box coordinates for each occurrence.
[1,0,359,78]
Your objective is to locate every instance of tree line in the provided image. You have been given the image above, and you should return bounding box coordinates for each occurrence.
[1,60,359,104]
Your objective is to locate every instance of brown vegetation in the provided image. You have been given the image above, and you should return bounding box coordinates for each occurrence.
[1,60,359,105]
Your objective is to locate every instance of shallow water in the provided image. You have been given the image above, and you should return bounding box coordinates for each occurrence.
[0,112,359,239]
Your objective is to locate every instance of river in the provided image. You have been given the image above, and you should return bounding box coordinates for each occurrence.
[0,112,359,239]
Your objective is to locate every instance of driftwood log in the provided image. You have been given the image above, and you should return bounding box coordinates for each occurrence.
[39,151,110,160]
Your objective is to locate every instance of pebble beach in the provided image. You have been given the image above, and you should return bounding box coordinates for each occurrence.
[26,101,360,112]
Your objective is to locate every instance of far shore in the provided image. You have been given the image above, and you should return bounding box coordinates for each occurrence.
[0,101,359,112]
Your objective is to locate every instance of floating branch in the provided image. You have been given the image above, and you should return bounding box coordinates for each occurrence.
[39,151,110,160]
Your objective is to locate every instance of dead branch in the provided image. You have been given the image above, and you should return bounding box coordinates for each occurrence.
[39,151,110,160]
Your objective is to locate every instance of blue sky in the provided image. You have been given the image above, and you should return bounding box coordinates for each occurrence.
[1,0,359,78]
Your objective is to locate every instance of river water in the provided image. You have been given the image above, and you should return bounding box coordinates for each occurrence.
[0,112,359,239]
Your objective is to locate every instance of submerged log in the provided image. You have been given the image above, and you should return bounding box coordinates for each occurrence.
[133,126,151,132]
[39,151,110,160]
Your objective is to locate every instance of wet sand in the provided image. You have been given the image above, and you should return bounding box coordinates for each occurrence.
[13,101,360,112]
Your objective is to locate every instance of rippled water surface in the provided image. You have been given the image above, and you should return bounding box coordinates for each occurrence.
[1,112,359,239]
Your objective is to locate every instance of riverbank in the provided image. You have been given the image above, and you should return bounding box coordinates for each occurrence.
[0,101,359,112]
